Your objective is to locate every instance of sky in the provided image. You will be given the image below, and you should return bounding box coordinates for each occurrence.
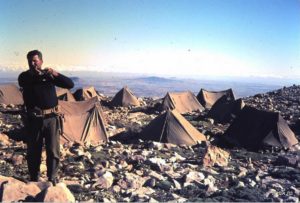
[0,0,300,78]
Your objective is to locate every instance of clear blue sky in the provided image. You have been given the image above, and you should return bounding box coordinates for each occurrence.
[0,0,299,78]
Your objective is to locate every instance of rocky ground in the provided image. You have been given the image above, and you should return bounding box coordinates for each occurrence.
[0,85,300,202]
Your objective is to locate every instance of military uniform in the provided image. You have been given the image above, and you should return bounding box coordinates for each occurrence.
[18,70,74,181]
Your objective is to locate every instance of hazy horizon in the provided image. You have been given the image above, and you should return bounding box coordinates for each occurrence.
[1,0,300,78]
[0,70,285,98]
[0,69,299,88]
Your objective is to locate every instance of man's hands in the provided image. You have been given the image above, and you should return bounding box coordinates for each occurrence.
[44,68,59,77]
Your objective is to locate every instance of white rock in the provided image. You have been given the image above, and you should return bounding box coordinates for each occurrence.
[185,171,205,184]
[236,181,245,188]
[94,171,114,189]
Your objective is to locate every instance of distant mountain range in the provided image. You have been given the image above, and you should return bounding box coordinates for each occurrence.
[135,76,178,83]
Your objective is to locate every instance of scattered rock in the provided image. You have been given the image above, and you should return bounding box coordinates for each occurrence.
[11,154,24,166]
[202,145,230,167]
[185,171,205,184]
[93,171,114,189]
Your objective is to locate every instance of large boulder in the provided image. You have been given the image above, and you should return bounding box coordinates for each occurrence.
[36,183,75,202]
[0,179,41,202]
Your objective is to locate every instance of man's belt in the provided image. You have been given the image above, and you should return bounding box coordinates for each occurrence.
[28,105,60,117]
[41,106,60,115]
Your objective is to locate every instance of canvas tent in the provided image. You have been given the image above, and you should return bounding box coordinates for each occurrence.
[197,88,235,109]
[73,86,100,101]
[56,87,76,102]
[0,84,23,105]
[110,86,140,107]
[223,106,298,150]
[58,97,108,144]
[161,91,204,114]
[208,95,245,123]
[140,109,206,145]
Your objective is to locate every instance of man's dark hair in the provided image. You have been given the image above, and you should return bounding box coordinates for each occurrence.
[27,50,43,60]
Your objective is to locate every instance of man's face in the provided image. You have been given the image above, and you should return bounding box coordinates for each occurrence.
[28,55,43,72]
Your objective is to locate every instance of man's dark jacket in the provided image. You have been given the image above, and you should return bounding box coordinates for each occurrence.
[18,70,74,110]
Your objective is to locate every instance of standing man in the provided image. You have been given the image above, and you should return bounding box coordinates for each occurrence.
[18,50,74,185]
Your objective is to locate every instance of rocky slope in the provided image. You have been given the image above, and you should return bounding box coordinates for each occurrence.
[0,85,299,202]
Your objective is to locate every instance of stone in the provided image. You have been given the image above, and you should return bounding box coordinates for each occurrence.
[185,171,205,184]
[121,197,131,202]
[148,170,166,181]
[147,157,171,172]
[238,166,248,177]
[11,154,24,166]
[111,185,121,193]
[207,118,214,124]
[172,179,182,190]
[246,178,256,187]
[102,197,115,203]
[93,171,114,189]
[36,183,75,202]
[64,162,85,174]
[117,172,146,190]
[40,163,47,174]
[132,187,155,196]
[275,154,300,168]
[164,143,177,149]
[0,133,11,146]
[265,188,279,198]
[271,183,284,191]
[169,193,187,202]
[286,196,299,202]
[156,180,172,191]
[290,186,300,196]
[1,182,41,202]
[206,183,218,196]
[108,125,117,130]
[236,181,245,188]
[143,178,156,187]
[169,152,186,162]
[149,141,164,150]
[149,197,159,202]
[130,194,150,202]
[202,145,230,167]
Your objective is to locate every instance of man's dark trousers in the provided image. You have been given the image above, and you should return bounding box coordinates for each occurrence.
[27,114,60,181]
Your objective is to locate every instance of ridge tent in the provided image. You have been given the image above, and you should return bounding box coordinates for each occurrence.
[0,84,23,105]
[197,88,235,109]
[56,87,76,102]
[58,97,108,144]
[223,106,298,150]
[110,86,140,107]
[208,95,245,123]
[140,109,206,145]
[161,91,204,114]
[73,86,100,101]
